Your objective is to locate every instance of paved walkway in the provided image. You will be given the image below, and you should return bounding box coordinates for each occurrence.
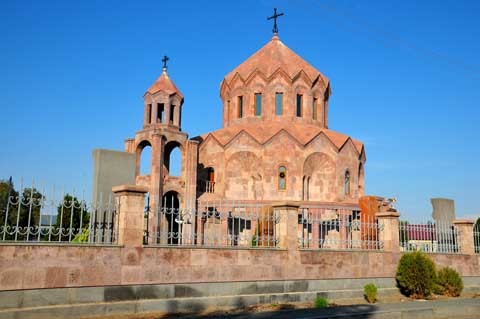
[175,298,480,319]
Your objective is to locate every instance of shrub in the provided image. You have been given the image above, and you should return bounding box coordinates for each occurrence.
[364,283,378,303]
[435,267,463,297]
[314,296,329,308]
[396,251,436,299]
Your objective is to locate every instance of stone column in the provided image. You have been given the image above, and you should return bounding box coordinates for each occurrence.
[143,103,150,127]
[453,220,475,255]
[376,211,400,252]
[173,105,180,127]
[149,133,165,244]
[272,202,300,250]
[165,103,171,125]
[113,185,148,247]
[151,103,158,124]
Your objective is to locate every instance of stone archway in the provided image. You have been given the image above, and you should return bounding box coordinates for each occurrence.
[162,191,180,245]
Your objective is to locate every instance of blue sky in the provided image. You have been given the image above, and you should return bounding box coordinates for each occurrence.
[0,0,478,220]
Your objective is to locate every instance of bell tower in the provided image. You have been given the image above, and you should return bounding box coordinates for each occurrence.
[124,56,198,244]
[143,55,183,130]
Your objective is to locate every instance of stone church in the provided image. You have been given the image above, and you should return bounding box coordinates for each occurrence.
[123,30,365,217]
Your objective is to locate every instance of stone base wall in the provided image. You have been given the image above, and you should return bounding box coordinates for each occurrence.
[1,244,479,291]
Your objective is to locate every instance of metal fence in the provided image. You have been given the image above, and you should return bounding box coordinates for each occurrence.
[0,180,118,244]
[399,220,460,253]
[298,206,384,250]
[145,200,280,248]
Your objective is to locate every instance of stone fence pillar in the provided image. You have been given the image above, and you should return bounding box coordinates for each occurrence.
[112,185,148,247]
[376,211,400,252]
[453,220,475,255]
[272,202,300,250]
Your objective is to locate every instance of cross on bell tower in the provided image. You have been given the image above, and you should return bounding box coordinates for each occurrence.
[267,8,284,34]
[162,55,169,70]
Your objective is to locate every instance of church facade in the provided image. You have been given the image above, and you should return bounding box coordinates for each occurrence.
[124,32,365,218]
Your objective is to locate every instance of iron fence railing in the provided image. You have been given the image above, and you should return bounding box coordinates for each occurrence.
[145,200,280,248]
[0,180,118,244]
[399,220,460,253]
[474,219,480,254]
[298,206,383,250]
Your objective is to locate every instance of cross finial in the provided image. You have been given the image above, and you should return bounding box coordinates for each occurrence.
[267,8,284,34]
[162,55,169,70]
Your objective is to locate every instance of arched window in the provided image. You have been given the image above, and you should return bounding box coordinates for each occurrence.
[275,93,283,115]
[278,166,287,190]
[344,170,350,196]
[237,96,243,118]
[312,97,317,120]
[254,93,262,116]
[296,94,303,117]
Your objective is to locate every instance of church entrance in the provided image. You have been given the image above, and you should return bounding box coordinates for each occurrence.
[163,191,180,245]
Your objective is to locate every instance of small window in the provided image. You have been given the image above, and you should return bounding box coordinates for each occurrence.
[254,93,262,116]
[238,96,243,118]
[278,166,286,190]
[275,93,283,115]
[344,170,350,195]
[296,94,303,117]
[312,98,317,120]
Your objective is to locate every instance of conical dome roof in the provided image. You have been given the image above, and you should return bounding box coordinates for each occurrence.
[223,34,329,87]
[145,68,183,98]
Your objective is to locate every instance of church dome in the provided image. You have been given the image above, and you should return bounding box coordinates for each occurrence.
[220,35,331,128]
[223,34,329,88]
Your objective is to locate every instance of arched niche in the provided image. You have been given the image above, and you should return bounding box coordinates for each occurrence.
[303,152,336,201]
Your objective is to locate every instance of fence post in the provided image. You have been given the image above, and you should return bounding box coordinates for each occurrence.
[112,185,148,247]
[376,211,400,252]
[272,202,300,250]
[453,220,475,255]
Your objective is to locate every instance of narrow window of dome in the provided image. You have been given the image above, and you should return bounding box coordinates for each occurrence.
[296,94,303,117]
[344,170,350,196]
[278,166,287,190]
[275,93,283,115]
[312,98,318,120]
[237,96,243,118]
[254,93,262,116]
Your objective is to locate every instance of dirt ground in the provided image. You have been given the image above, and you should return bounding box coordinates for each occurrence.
[83,292,480,319]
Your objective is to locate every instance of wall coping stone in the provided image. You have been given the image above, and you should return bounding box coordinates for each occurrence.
[0,242,123,248]
[375,211,400,218]
[271,201,301,209]
[453,219,475,226]
[143,245,287,251]
[112,184,149,194]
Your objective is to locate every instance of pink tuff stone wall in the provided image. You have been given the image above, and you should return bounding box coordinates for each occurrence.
[1,244,479,291]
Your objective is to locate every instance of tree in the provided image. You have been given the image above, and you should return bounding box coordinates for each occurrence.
[54,194,89,241]
[0,179,43,240]
[475,218,480,254]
